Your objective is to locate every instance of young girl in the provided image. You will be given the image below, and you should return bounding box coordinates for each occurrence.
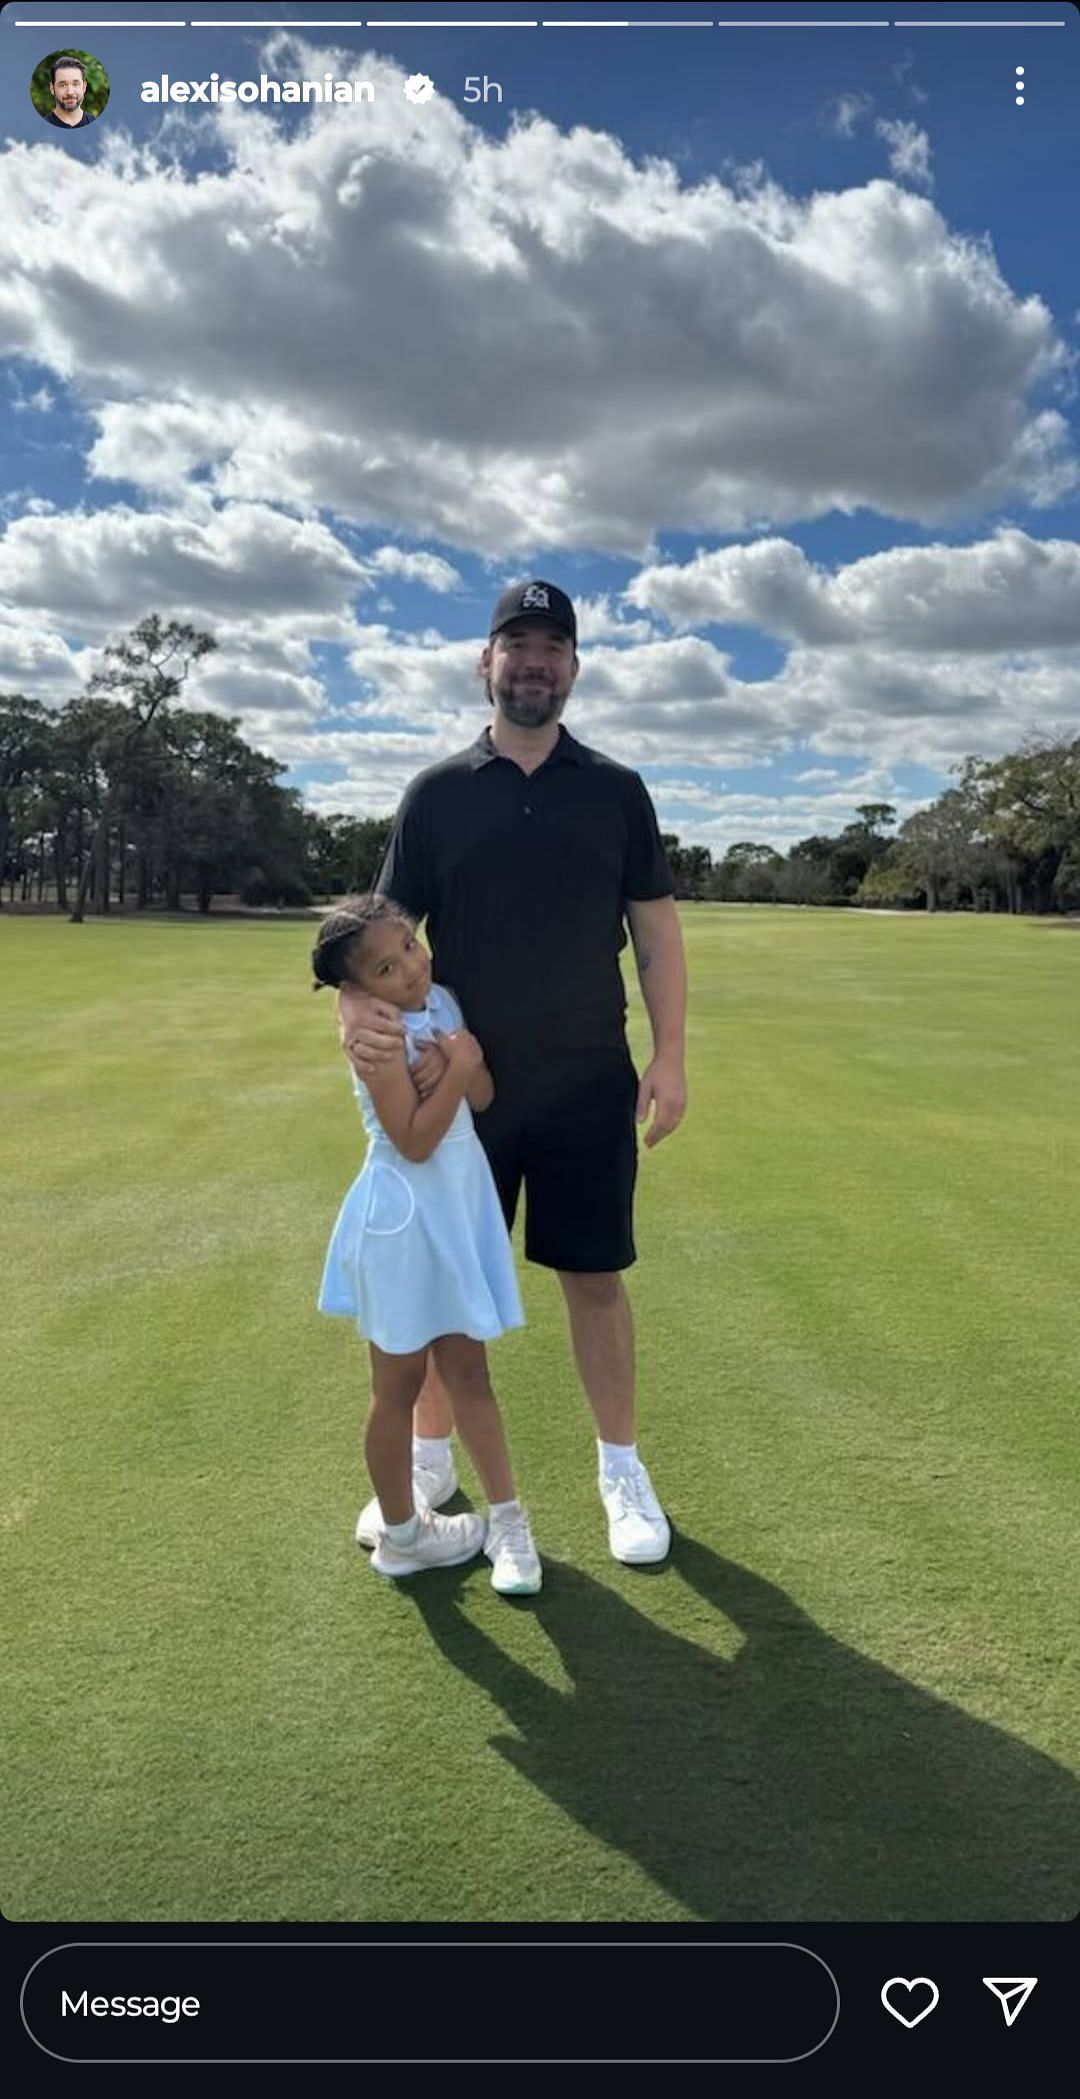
[313,895,541,1595]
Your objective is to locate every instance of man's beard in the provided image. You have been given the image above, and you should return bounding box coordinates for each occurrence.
[492,677,565,728]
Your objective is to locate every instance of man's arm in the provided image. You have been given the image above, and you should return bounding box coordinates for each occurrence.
[626,894,688,1147]
[338,986,406,1074]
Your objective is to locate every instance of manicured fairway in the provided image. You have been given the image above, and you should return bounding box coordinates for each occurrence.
[2,906,1078,1922]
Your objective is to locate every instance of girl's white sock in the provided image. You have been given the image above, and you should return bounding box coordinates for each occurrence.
[488,1498,521,1521]
[383,1513,420,1546]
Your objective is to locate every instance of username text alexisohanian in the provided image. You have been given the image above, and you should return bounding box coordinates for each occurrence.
[141,74,375,104]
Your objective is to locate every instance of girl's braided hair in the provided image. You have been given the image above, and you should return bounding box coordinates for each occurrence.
[310,893,416,991]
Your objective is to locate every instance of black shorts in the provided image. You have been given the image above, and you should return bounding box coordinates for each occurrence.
[474,1048,639,1273]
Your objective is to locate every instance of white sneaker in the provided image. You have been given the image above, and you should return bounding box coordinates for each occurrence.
[485,1506,543,1597]
[355,1449,459,1549]
[370,1505,486,1579]
[600,1459,671,1565]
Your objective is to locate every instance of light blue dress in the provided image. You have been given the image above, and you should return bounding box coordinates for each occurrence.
[318,983,525,1353]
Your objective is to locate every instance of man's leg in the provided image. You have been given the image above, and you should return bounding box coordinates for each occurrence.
[555,1269,669,1565]
[555,1269,636,1445]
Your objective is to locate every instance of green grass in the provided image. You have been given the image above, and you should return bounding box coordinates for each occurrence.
[2,906,1078,1922]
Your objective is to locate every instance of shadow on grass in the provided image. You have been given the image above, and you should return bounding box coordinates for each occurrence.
[408,1533,1080,1922]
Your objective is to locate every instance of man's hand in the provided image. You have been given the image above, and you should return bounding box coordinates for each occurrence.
[636,1054,687,1149]
[411,1038,449,1101]
[337,985,405,1076]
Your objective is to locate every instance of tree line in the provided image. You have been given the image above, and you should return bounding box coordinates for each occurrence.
[1,615,1076,916]
[669,742,1080,913]
[0,618,394,916]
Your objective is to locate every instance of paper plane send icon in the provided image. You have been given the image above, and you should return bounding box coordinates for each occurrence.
[982,1978,1037,2027]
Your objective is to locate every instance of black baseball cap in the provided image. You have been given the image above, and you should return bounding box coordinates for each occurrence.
[489,579,577,646]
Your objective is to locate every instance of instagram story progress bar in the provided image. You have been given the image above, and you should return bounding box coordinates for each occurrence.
[6,11,1072,24]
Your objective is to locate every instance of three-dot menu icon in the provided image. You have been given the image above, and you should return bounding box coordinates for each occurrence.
[1015,66,1025,106]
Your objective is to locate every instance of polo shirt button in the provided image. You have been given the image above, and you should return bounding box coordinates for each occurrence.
[523,803,532,815]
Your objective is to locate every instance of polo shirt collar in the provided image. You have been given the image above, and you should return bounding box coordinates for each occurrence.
[468,724,586,770]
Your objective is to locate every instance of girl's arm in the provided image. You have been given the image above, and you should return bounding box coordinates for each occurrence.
[436,990,494,1114]
[411,1040,493,1112]
[465,1064,494,1114]
[364,1030,483,1163]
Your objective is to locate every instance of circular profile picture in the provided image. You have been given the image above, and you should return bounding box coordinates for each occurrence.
[30,50,110,132]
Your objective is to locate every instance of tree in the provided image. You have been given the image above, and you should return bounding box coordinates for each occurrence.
[854,803,897,837]
[776,835,840,906]
[661,832,712,900]
[828,811,895,899]
[69,617,216,922]
[0,696,54,908]
[711,842,783,904]
[680,844,712,900]
[854,854,923,909]
[971,737,1080,914]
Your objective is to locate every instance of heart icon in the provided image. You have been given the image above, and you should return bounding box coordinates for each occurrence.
[881,1977,940,2028]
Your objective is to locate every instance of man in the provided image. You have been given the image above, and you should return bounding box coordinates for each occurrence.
[339,580,687,1563]
[43,57,96,129]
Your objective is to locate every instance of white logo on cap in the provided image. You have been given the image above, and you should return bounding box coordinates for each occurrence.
[521,584,551,610]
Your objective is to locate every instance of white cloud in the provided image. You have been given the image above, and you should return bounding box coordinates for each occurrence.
[891,56,930,108]
[628,528,1080,653]
[627,539,847,644]
[830,93,872,139]
[366,545,462,592]
[291,611,1080,787]
[0,46,1072,552]
[574,593,657,645]
[2,52,1077,817]
[195,659,328,722]
[0,501,368,629]
[4,495,1079,794]
[0,617,85,700]
[646,780,914,858]
[88,400,247,494]
[875,118,933,191]
[11,384,55,414]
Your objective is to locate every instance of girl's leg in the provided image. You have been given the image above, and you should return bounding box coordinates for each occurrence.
[366,1343,430,1525]
[428,1336,516,1507]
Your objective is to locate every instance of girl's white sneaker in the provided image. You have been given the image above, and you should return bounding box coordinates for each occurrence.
[370,1506,486,1578]
[355,1449,459,1549]
[485,1506,543,1596]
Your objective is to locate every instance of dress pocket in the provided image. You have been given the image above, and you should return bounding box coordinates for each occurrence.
[362,1161,416,1237]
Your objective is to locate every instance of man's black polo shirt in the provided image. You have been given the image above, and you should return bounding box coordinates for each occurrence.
[375,724,673,1069]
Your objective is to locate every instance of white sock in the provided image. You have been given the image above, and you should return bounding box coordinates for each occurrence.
[488,1497,521,1522]
[383,1513,420,1546]
[598,1439,637,1480]
[413,1435,452,1468]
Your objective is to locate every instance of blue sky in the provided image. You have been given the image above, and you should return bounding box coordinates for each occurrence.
[1,0,1078,854]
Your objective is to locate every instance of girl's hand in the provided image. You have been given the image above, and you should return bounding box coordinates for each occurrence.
[433,1027,484,1077]
[412,1039,449,1100]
